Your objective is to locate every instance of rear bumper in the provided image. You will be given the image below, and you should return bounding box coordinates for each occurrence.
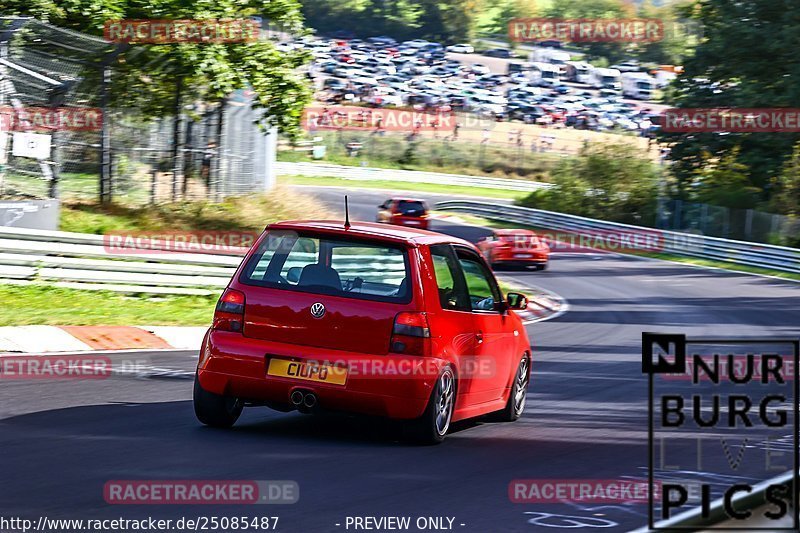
[492,253,548,267]
[494,258,548,266]
[391,218,429,230]
[196,330,440,419]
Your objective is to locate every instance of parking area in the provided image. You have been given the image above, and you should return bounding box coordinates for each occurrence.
[289,35,669,138]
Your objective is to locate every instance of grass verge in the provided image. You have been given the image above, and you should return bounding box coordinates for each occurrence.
[278,131,562,180]
[0,284,217,326]
[59,184,332,234]
[281,175,529,201]
[1,187,334,326]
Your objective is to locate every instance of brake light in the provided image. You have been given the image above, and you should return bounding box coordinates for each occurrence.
[213,288,245,332]
[390,312,431,356]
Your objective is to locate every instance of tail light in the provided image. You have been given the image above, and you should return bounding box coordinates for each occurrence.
[390,312,431,356]
[213,288,245,332]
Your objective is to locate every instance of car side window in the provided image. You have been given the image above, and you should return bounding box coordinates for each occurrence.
[429,245,470,312]
[455,249,502,312]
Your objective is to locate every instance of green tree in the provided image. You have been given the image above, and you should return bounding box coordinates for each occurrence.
[542,0,629,64]
[635,0,695,66]
[693,148,761,209]
[771,142,800,217]
[518,143,660,225]
[771,142,800,246]
[480,0,537,38]
[660,0,800,201]
[4,0,312,138]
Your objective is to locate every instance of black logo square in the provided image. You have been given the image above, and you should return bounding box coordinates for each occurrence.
[642,332,686,374]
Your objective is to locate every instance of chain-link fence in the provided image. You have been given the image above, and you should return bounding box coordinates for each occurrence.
[659,199,790,244]
[109,99,276,205]
[0,17,276,206]
[0,18,111,200]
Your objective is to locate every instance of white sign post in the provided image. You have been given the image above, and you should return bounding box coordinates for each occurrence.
[11,132,52,160]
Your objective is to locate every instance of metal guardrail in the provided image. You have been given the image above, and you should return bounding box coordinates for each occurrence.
[0,226,406,295]
[275,161,552,193]
[435,200,800,274]
[630,469,797,532]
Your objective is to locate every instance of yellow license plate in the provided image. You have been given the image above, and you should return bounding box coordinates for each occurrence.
[267,358,347,386]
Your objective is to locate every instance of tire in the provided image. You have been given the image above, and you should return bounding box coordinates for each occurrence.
[536,263,548,271]
[193,374,243,428]
[493,355,530,422]
[405,367,456,445]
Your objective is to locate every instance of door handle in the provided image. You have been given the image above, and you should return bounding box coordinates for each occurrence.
[475,331,484,343]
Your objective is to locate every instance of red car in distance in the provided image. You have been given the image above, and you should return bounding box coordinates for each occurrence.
[194,220,532,444]
[376,198,430,230]
[476,229,550,270]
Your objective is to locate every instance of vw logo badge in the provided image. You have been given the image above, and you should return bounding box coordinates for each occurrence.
[310,302,326,318]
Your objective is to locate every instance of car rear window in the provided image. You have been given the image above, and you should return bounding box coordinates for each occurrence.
[239,231,411,303]
[397,200,427,216]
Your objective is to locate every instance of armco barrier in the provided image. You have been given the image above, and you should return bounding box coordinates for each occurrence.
[0,226,404,295]
[435,200,800,274]
[629,469,797,532]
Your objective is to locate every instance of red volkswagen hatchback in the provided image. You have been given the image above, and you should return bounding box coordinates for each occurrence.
[194,220,532,443]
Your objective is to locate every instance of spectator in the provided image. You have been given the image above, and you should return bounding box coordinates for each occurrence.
[540,133,555,151]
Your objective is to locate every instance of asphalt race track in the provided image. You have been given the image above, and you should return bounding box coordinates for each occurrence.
[1,187,798,532]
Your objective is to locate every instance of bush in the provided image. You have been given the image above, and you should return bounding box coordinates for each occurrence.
[516,143,660,226]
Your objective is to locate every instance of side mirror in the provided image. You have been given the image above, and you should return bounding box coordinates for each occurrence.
[286,266,302,283]
[507,292,528,310]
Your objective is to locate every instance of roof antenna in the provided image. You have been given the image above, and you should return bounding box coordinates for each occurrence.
[344,195,351,230]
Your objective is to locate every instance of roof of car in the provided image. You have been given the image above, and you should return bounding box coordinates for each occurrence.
[391,197,427,203]
[267,220,473,247]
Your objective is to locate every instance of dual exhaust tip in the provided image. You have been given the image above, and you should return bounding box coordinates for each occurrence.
[290,390,317,409]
